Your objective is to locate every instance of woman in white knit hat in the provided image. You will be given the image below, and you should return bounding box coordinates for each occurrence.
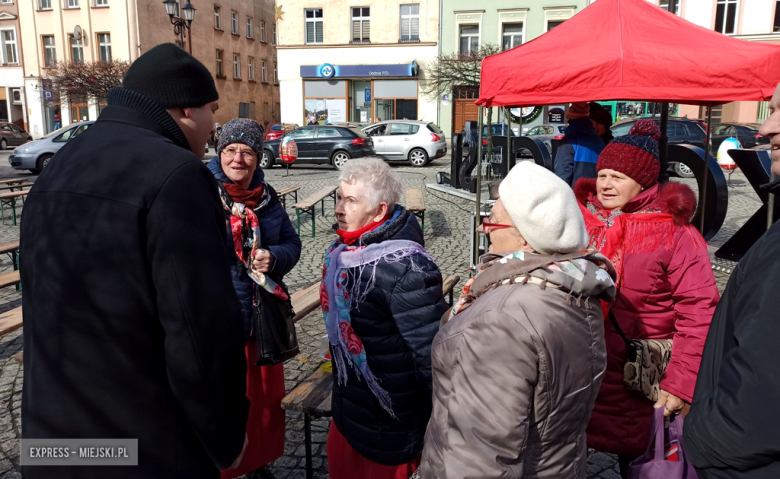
[419,161,616,479]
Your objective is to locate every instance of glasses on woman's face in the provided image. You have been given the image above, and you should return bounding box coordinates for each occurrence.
[482,215,513,235]
[222,148,256,160]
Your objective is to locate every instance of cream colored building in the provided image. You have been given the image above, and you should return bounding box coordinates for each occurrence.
[18,0,279,138]
[647,0,780,123]
[0,1,27,132]
[276,0,439,128]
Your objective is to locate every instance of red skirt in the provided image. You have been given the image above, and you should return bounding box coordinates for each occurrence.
[221,342,286,479]
[327,420,420,479]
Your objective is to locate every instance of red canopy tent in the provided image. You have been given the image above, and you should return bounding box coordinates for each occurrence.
[477,0,780,107]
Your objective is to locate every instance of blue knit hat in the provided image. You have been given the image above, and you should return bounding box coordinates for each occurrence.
[217,119,265,157]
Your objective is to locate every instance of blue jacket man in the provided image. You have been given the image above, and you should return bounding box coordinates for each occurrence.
[554,103,605,186]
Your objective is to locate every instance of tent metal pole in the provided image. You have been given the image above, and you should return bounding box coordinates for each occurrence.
[659,104,669,182]
[507,108,512,172]
[700,106,713,233]
[474,106,485,268]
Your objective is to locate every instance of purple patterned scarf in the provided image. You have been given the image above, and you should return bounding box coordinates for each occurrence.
[321,239,432,418]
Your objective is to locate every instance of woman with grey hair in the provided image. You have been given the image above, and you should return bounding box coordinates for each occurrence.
[320,157,448,478]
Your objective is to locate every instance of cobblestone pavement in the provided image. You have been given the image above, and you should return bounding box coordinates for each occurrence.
[0,159,764,478]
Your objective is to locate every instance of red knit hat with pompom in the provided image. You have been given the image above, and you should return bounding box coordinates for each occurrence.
[596,119,661,188]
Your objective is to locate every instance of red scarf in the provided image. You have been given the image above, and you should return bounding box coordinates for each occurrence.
[337,217,389,245]
[224,182,264,208]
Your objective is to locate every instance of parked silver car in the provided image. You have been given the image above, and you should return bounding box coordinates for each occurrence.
[526,124,567,153]
[9,121,94,174]
[362,120,447,167]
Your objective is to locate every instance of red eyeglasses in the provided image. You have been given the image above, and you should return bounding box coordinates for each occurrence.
[482,217,513,235]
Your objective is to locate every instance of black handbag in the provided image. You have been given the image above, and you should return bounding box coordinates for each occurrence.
[251,277,300,366]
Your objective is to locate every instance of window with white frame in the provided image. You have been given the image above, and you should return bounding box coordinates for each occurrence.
[775,0,780,32]
[262,61,267,82]
[248,57,255,81]
[261,22,266,42]
[501,23,522,51]
[216,50,224,76]
[305,8,323,44]
[231,11,238,34]
[0,29,17,65]
[0,0,12,4]
[95,0,108,6]
[39,0,52,9]
[659,0,680,15]
[715,0,738,34]
[214,6,221,29]
[547,20,565,30]
[272,24,276,45]
[98,33,111,61]
[247,17,253,38]
[233,53,240,79]
[400,4,419,42]
[67,0,79,8]
[274,62,278,84]
[459,25,479,53]
[43,35,56,67]
[70,34,83,63]
[352,7,370,43]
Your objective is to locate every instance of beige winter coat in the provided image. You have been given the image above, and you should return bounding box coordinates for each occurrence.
[419,250,615,478]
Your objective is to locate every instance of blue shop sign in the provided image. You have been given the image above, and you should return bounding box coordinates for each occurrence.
[301,61,419,78]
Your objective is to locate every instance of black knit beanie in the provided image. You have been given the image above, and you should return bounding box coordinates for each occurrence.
[122,43,218,109]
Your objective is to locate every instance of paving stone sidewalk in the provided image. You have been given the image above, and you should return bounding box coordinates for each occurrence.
[0,161,760,478]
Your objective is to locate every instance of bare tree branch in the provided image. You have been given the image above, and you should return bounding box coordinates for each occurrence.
[420,44,500,99]
[42,60,130,105]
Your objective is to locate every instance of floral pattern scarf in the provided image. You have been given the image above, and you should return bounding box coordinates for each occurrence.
[218,185,288,301]
[320,238,433,418]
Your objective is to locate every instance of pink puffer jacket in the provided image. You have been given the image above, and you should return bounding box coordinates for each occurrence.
[574,178,719,457]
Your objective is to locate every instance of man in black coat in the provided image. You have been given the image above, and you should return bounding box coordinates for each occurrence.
[685,82,780,478]
[20,44,249,478]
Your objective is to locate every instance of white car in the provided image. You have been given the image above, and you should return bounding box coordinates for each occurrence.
[363,120,447,167]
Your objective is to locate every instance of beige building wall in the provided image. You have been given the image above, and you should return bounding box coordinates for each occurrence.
[277,0,438,127]
[277,0,439,46]
[19,0,134,137]
[19,0,280,138]
[0,1,26,130]
[661,0,780,124]
[136,0,280,127]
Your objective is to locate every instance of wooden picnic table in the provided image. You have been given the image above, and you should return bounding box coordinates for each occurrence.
[406,188,426,230]
[0,179,28,186]
[0,189,29,226]
[294,186,338,238]
[0,182,31,192]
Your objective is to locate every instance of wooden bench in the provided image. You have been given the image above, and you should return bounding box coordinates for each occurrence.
[282,273,460,479]
[406,188,426,230]
[277,186,300,209]
[0,179,28,186]
[0,182,31,192]
[0,307,22,338]
[291,282,321,323]
[0,189,29,226]
[294,186,337,238]
[0,241,20,291]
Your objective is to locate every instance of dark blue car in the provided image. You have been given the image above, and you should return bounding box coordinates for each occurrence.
[261,125,375,170]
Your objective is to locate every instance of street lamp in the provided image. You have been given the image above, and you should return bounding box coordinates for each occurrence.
[163,0,195,49]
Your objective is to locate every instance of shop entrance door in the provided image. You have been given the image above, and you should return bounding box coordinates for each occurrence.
[453,87,479,135]
[71,104,89,123]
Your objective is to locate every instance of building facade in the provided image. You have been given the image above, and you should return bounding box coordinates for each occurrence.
[18,0,279,139]
[0,1,26,132]
[638,0,780,124]
[276,0,439,128]
[440,0,591,138]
